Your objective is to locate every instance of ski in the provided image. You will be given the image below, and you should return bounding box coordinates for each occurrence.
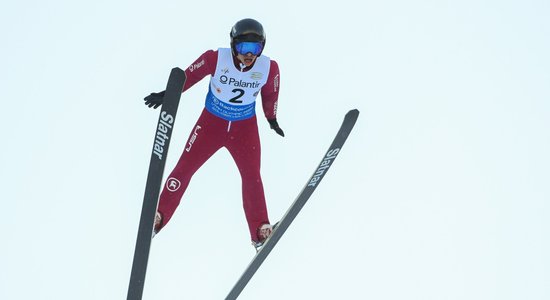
[127,67,186,300]
[225,109,360,300]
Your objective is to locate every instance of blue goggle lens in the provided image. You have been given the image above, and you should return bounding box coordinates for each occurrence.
[235,42,263,55]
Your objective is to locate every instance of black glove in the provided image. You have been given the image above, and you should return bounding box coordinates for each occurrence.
[144,90,165,109]
[268,119,285,137]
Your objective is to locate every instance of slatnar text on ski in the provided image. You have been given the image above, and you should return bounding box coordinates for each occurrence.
[308,148,340,187]
[153,111,174,160]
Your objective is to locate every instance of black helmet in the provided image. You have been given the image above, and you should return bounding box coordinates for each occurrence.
[230,18,266,56]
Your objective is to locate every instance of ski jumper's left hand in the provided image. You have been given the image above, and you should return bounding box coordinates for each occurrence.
[268,119,284,137]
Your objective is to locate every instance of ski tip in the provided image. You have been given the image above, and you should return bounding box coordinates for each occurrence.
[345,109,360,120]
[170,67,186,79]
[167,67,187,88]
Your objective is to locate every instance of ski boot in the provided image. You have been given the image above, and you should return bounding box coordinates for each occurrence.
[252,222,279,252]
[152,211,162,238]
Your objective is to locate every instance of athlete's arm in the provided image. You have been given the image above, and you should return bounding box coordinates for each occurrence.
[261,60,280,120]
[143,50,218,109]
[182,50,218,92]
[261,60,283,136]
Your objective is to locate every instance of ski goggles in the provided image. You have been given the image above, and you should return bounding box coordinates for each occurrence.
[235,42,263,56]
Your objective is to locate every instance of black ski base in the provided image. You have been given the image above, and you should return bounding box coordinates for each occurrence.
[225,109,360,300]
[127,68,186,300]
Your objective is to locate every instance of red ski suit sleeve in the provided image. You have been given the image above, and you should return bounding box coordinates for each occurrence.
[181,49,281,121]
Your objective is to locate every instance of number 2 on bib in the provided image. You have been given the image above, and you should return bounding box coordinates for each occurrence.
[229,88,245,103]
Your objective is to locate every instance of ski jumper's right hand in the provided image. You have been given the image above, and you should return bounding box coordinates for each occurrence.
[144,91,165,109]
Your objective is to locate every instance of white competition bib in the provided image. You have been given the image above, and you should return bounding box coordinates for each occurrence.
[205,48,271,121]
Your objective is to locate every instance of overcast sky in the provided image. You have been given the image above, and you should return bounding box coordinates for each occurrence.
[1,0,549,299]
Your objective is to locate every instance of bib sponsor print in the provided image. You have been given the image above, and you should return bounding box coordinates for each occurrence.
[205,48,271,121]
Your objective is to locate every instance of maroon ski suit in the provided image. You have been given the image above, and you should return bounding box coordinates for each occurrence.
[156,49,280,242]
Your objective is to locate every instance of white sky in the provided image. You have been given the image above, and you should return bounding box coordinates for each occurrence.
[1,0,549,299]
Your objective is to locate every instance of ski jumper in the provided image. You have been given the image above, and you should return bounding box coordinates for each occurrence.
[157,48,280,242]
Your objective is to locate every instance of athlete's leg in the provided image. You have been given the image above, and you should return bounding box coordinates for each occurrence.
[226,116,270,242]
[156,109,223,230]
